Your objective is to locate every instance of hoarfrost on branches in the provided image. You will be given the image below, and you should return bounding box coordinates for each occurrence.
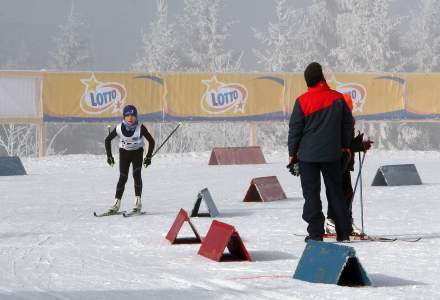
[179,0,242,72]
[132,0,180,72]
[403,0,440,72]
[332,0,401,72]
[252,0,297,72]
[49,3,91,70]
[0,124,36,157]
[253,0,336,72]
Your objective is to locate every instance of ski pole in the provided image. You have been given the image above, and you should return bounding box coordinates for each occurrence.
[152,122,183,157]
[351,151,366,202]
[358,151,365,235]
[348,151,366,222]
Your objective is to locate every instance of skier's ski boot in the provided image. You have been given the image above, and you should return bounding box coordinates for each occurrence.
[325,218,336,235]
[132,196,142,213]
[108,198,121,213]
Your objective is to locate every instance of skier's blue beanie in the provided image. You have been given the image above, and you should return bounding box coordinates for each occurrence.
[123,105,138,117]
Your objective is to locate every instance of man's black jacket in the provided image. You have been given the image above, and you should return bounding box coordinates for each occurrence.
[288,81,353,162]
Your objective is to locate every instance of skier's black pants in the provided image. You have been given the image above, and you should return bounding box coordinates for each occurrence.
[327,171,353,221]
[115,148,143,199]
[299,160,351,238]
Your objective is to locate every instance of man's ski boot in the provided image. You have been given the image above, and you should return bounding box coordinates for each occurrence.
[325,218,336,235]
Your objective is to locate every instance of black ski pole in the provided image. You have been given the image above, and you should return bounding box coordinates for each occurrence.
[152,122,183,157]
[348,151,366,221]
[358,151,365,235]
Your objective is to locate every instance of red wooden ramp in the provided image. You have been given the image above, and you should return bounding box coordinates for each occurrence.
[208,146,266,165]
[198,220,252,262]
[165,209,202,244]
[243,176,287,202]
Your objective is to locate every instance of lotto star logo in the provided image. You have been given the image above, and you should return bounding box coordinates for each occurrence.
[336,82,367,113]
[80,73,127,115]
[200,76,248,114]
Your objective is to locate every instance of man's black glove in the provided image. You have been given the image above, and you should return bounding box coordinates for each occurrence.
[143,155,152,168]
[107,156,115,167]
[286,155,300,176]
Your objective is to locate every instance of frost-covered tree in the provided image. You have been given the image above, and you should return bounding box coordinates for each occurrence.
[252,0,297,72]
[253,0,336,72]
[332,0,401,72]
[290,0,336,71]
[0,124,36,156]
[402,0,440,72]
[49,3,91,70]
[132,0,179,72]
[178,0,242,72]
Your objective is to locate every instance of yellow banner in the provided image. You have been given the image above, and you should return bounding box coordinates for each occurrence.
[405,73,440,116]
[41,71,440,122]
[42,72,165,121]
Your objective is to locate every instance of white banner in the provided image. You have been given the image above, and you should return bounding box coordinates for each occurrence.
[0,76,40,118]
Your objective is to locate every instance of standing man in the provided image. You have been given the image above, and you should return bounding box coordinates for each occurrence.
[325,94,374,236]
[287,62,353,242]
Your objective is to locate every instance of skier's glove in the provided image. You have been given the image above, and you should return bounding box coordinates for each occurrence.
[107,156,115,167]
[286,155,300,176]
[143,155,152,168]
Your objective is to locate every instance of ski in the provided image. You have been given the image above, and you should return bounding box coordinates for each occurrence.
[122,211,147,218]
[293,233,421,243]
[322,233,397,242]
[93,210,126,217]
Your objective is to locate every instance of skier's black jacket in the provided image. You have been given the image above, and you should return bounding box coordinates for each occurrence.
[288,81,353,162]
[105,124,155,158]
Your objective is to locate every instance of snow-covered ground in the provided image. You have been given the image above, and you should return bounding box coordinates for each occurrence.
[1,150,440,299]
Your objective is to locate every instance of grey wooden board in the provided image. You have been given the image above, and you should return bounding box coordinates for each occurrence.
[0,156,27,176]
[371,164,422,186]
[191,188,220,217]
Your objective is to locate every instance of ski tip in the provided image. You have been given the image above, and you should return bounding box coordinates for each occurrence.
[178,122,183,126]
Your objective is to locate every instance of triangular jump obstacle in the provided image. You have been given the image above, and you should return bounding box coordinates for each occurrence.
[0,156,27,176]
[243,176,287,202]
[208,146,266,165]
[293,240,371,286]
[198,220,252,262]
[191,188,220,217]
[165,208,202,244]
[372,164,422,186]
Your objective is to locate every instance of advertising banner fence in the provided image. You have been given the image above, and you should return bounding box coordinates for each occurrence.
[0,71,437,123]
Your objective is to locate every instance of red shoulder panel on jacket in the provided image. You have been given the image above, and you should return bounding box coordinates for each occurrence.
[298,88,344,117]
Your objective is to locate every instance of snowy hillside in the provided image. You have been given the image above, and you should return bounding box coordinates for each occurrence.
[1,150,440,299]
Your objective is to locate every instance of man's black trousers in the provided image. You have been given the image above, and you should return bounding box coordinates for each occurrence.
[299,160,351,238]
[327,171,353,221]
[115,148,143,199]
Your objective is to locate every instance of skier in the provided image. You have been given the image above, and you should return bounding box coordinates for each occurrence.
[325,94,373,236]
[287,62,353,242]
[104,105,155,215]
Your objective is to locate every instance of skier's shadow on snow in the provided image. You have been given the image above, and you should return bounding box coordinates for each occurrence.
[370,274,426,287]
[249,250,296,262]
